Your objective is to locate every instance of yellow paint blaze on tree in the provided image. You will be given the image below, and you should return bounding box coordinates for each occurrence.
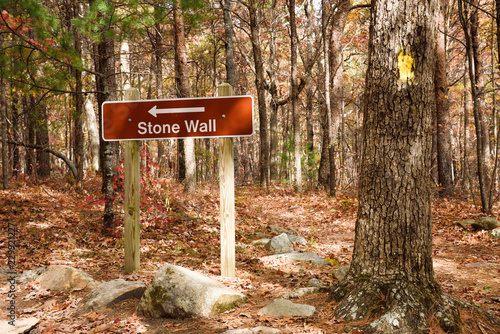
[398,50,414,83]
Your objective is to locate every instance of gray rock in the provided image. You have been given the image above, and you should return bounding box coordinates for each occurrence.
[136,264,246,318]
[0,317,40,334]
[258,299,315,317]
[281,287,321,299]
[18,267,46,285]
[307,278,323,287]
[286,234,307,245]
[261,252,330,265]
[265,233,294,254]
[224,327,280,334]
[35,265,97,291]
[332,265,350,281]
[456,219,476,229]
[0,267,18,284]
[85,279,146,311]
[492,227,500,239]
[472,217,500,231]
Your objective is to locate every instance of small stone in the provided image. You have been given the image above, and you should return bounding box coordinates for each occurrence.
[18,267,47,285]
[35,265,97,291]
[0,317,40,334]
[491,227,500,239]
[307,278,323,287]
[224,327,281,334]
[472,217,500,231]
[332,265,350,281]
[261,252,330,265]
[456,219,475,229]
[281,287,320,299]
[265,233,294,254]
[286,234,307,245]
[259,299,315,317]
[85,279,146,311]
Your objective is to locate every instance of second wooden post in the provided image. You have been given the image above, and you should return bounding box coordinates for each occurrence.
[218,83,235,277]
[124,87,141,273]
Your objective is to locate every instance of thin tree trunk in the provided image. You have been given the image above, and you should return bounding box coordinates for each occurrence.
[1,71,8,189]
[435,0,454,196]
[289,0,301,192]
[249,0,269,187]
[222,0,239,180]
[470,0,491,166]
[329,0,350,195]
[304,0,315,184]
[173,0,196,193]
[36,102,50,178]
[459,0,490,212]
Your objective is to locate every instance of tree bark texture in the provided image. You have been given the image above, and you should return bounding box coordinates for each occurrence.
[249,0,270,187]
[36,102,50,178]
[173,0,196,193]
[93,0,118,235]
[458,0,490,212]
[470,0,491,165]
[289,0,301,192]
[329,0,350,194]
[435,0,454,196]
[1,71,8,189]
[328,1,460,332]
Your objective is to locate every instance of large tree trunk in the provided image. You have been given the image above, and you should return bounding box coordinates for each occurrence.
[328,1,461,332]
[173,0,196,193]
[435,0,454,196]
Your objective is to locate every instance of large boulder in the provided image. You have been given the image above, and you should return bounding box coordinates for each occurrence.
[85,279,146,311]
[35,265,97,291]
[136,264,246,318]
[265,233,294,254]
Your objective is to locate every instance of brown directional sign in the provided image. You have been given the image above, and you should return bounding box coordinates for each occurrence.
[102,96,254,141]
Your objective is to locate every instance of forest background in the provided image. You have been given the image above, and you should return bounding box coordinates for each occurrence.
[0,0,500,332]
[2,0,500,213]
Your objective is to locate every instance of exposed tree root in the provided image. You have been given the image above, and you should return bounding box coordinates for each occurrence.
[328,279,463,333]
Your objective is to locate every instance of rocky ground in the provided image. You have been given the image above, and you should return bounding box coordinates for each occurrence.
[0,176,499,333]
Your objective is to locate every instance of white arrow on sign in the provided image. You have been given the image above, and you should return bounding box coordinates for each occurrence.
[148,105,205,117]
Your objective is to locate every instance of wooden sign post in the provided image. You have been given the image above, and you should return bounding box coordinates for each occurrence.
[124,88,141,273]
[103,84,252,275]
[218,83,235,277]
